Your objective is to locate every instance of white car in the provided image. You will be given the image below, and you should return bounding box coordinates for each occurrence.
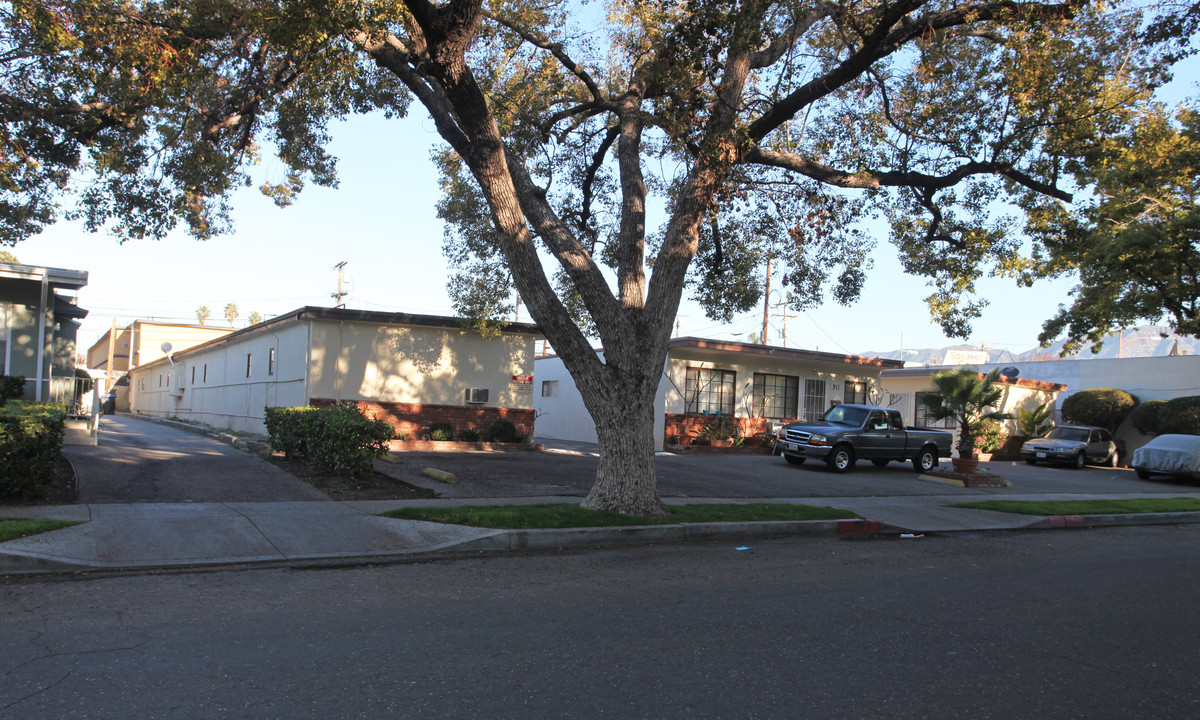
[1132,434,1200,481]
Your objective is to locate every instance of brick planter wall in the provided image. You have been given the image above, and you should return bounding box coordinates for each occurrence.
[312,399,536,442]
[664,413,788,451]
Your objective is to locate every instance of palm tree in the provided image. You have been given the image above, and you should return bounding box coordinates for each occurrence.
[248,311,263,325]
[919,368,1012,459]
[224,303,239,327]
[196,305,211,325]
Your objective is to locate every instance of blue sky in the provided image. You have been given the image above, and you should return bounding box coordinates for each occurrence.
[15,58,1195,360]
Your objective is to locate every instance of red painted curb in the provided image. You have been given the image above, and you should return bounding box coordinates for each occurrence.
[1049,515,1087,527]
[837,520,882,534]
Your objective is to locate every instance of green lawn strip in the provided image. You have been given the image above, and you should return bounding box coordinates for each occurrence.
[952,498,1200,516]
[0,517,84,543]
[382,502,860,529]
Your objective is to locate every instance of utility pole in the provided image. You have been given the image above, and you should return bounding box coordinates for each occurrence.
[760,252,772,345]
[674,314,688,337]
[331,261,348,307]
[772,300,799,348]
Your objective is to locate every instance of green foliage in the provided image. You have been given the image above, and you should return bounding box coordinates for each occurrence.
[196,305,211,326]
[223,303,239,326]
[488,419,519,443]
[427,422,454,441]
[1018,401,1055,438]
[1061,388,1138,433]
[457,427,481,442]
[1130,399,1167,436]
[1158,396,1200,435]
[919,368,1012,458]
[264,404,393,475]
[0,402,67,500]
[974,419,1008,453]
[1034,106,1200,352]
[0,375,26,403]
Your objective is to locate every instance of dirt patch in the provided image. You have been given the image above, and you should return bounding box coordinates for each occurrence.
[263,455,439,501]
[3,456,79,506]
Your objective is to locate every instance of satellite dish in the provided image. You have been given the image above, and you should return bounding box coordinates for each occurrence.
[1000,366,1019,378]
[160,342,173,355]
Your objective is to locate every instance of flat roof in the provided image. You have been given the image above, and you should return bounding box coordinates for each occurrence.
[0,261,89,290]
[667,337,905,369]
[881,367,1068,392]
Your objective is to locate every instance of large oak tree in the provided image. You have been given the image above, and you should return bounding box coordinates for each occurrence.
[0,0,1183,514]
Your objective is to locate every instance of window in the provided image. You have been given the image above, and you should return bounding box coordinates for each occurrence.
[158,374,162,387]
[541,380,559,397]
[203,364,208,383]
[753,373,798,419]
[802,378,826,421]
[0,303,9,375]
[685,367,736,415]
[844,381,867,405]
[246,353,252,378]
[914,392,957,429]
[191,366,196,384]
[268,348,276,376]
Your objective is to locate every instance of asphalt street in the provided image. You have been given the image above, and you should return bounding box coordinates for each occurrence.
[3,525,1199,719]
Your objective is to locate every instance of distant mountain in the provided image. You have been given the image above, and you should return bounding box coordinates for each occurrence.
[862,325,1199,365]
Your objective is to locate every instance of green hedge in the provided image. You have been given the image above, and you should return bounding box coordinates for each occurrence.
[1130,399,1168,436]
[1061,388,1138,433]
[0,401,67,500]
[0,375,25,403]
[489,419,519,443]
[1159,396,1200,436]
[264,404,394,475]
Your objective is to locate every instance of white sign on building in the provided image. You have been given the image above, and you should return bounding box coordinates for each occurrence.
[942,349,990,366]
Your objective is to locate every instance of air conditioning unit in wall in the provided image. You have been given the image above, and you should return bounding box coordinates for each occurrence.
[170,384,185,398]
[464,388,489,404]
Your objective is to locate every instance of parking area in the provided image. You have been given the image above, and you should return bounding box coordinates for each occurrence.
[381,442,1200,500]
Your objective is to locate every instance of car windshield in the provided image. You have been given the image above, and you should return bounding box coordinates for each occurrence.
[1046,427,1089,442]
[821,405,869,426]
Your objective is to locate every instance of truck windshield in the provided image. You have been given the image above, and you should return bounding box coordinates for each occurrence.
[821,405,869,426]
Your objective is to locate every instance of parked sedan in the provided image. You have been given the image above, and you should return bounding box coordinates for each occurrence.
[1132,434,1200,482]
[1020,425,1118,468]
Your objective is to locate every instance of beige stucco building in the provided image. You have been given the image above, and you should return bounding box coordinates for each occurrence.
[87,320,234,411]
[535,337,905,450]
[129,307,542,438]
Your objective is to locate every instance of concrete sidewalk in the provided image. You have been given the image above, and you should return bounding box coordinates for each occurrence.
[6,491,1200,575]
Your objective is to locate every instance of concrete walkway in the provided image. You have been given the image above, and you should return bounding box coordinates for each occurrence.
[6,490,1200,575]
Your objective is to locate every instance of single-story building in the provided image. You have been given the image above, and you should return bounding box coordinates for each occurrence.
[535,337,906,451]
[129,307,542,438]
[87,320,234,412]
[0,260,89,403]
[880,367,1068,453]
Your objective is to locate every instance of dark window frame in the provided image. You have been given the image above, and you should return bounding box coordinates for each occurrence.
[684,367,736,415]
[752,372,799,419]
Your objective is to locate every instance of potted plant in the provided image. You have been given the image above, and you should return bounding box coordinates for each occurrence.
[973,418,1007,461]
[918,368,1012,472]
[701,415,737,448]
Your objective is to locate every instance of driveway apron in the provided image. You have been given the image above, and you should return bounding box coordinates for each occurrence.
[65,416,328,503]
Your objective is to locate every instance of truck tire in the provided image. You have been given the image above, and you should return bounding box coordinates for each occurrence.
[827,445,855,473]
[783,454,805,466]
[912,447,937,473]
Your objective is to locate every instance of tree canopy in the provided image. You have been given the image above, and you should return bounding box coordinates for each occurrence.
[1,0,1190,513]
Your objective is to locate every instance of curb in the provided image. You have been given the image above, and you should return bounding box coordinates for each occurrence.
[1030,511,1200,529]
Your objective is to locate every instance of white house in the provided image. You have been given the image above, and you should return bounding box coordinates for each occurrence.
[535,337,905,450]
[129,307,542,438]
[0,260,88,403]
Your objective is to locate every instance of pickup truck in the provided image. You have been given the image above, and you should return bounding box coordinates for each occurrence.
[774,403,953,473]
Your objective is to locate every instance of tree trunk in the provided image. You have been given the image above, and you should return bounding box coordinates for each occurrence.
[579,368,669,518]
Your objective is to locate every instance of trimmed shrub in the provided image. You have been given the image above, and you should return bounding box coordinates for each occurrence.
[489,419,519,443]
[1158,396,1200,436]
[264,404,394,475]
[0,375,25,403]
[457,428,481,442]
[0,401,67,500]
[1130,399,1167,437]
[1061,388,1138,433]
[428,422,455,441]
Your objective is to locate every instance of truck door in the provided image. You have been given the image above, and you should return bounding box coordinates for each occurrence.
[859,410,891,458]
[882,410,909,457]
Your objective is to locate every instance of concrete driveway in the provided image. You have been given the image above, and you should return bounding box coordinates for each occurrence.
[65,416,328,503]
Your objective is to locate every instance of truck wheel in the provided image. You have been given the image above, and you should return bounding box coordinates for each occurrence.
[1073,451,1086,469]
[912,447,937,473]
[783,454,805,466]
[827,445,855,473]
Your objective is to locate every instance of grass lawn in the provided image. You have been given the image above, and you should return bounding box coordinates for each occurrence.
[0,517,84,543]
[382,502,860,529]
[952,498,1200,516]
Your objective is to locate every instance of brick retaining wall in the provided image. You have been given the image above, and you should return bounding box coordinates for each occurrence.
[311,399,536,441]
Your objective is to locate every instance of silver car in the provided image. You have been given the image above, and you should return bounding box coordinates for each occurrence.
[1132,434,1200,481]
[1020,425,1118,468]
